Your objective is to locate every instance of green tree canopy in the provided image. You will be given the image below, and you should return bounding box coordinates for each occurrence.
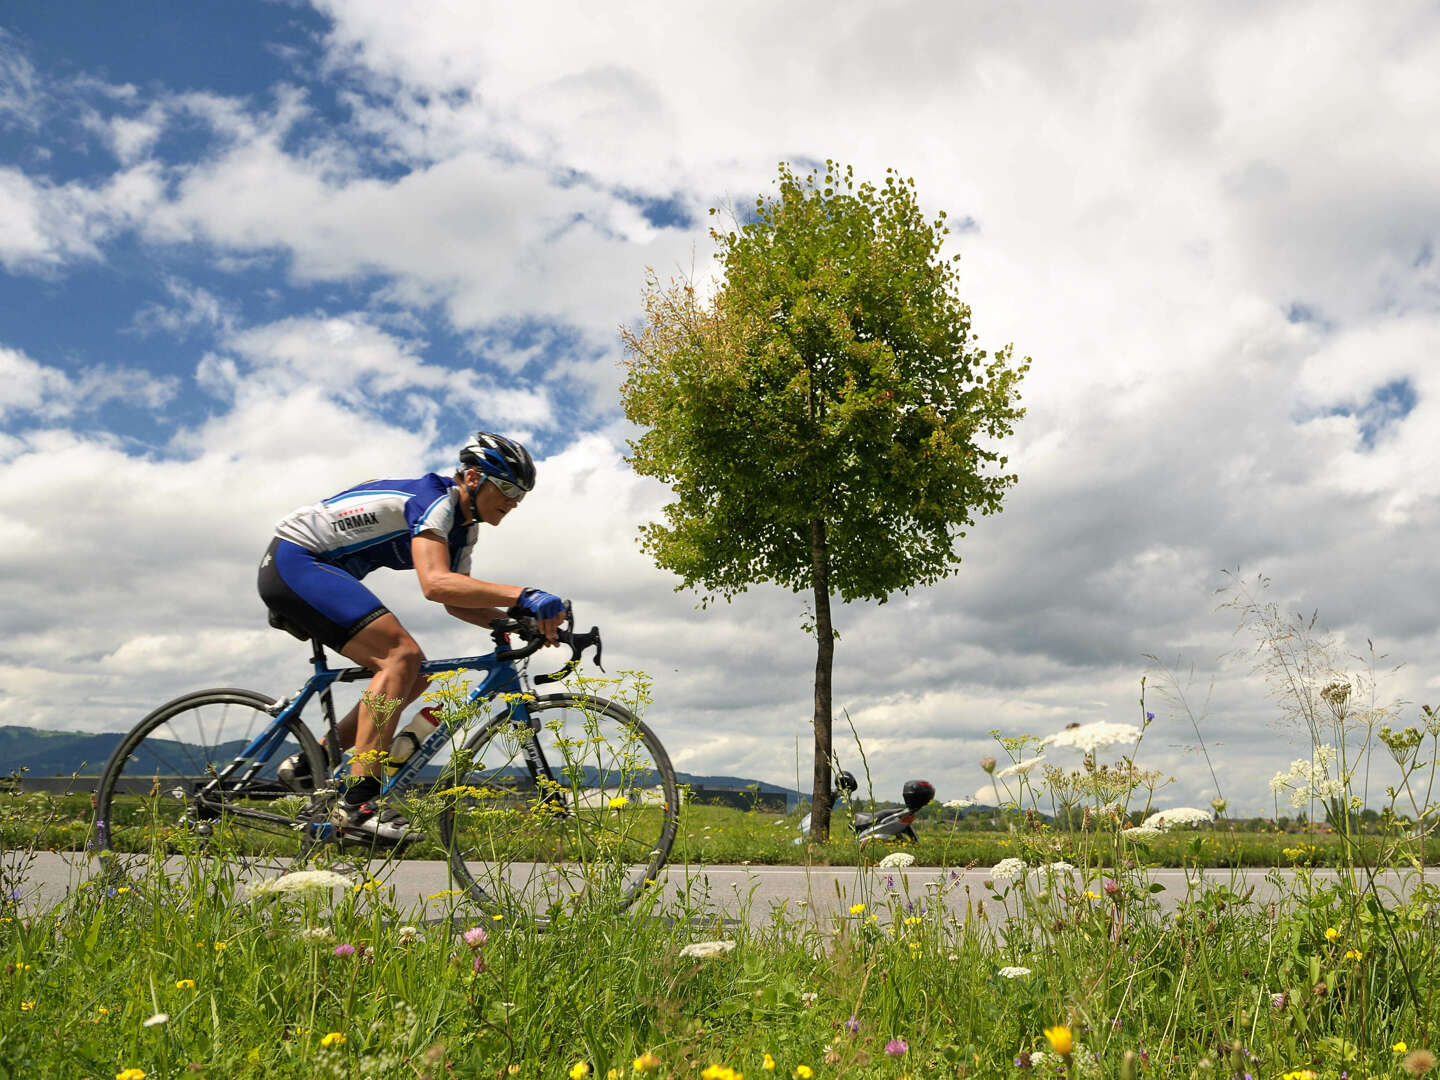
[621,161,1029,838]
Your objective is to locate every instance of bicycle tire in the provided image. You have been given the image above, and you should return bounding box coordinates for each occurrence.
[438,692,680,911]
[93,687,326,867]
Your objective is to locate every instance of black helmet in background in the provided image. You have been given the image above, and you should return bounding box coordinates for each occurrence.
[902,779,935,811]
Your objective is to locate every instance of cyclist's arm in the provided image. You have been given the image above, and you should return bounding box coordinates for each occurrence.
[412,533,521,609]
[411,533,562,643]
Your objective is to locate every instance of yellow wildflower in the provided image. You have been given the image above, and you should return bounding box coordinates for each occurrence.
[763,1053,776,1071]
[1345,949,1363,960]
[116,1070,147,1080]
[570,1063,591,1079]
[174,979,195,990]
[1281,1070,1317,1080]
[795,1067,813,1080]
[320,1032,346,1048]
[849,903,865,915]
[1324,927,1339,942]
[633,1051,661,1073]
[608,796,630,809]
[607,1069,623,1080]
[1397,1043,1411,1054]
[20,1000,36,1010]
[213,941,228,952]
[1044,1025,1074,1055]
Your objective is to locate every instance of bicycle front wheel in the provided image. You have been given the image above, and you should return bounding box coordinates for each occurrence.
[94,688,325,866]
[438,692,680,911]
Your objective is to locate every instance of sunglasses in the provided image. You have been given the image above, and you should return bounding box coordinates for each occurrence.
[485,474,527,502]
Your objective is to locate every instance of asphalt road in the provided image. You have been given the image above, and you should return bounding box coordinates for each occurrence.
[5,852,1422,929]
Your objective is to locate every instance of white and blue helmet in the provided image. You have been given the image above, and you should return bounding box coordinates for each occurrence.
[459,432,536,492]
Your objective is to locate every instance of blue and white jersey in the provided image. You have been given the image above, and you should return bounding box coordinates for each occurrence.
[274,474,477,579]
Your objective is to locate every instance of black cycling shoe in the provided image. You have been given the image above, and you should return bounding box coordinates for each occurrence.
[328,799,413,845]
[277,753,315,793]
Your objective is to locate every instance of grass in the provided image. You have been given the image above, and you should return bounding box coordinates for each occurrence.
[2,813,1436,1079]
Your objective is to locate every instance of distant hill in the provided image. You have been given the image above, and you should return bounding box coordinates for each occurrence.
[0,725,799,797]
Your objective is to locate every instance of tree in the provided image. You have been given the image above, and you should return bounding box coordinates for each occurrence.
[620,161,1029,840]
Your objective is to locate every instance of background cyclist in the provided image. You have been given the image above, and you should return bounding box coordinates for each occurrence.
[256,432,565,843]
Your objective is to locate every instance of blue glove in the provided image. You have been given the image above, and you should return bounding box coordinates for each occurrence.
[518,588,565,621]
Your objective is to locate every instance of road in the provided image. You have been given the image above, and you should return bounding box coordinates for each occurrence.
[5,851,1424,929]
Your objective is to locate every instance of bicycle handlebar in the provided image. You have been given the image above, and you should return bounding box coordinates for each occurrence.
[489,602,604,683]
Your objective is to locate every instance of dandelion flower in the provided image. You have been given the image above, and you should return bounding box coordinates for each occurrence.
[996,754,1046,779]
[608,796,629,809]
[998,966,1033,978]
[1042,720,1141,753]
[678,940,735,959]
[320,1032,346,1048]
[1139,807,1212,831]
[884,1038,908,1057]
[142,1012,169,1027]
[116,1070,147,1080]
[877,852,915,869]
[174,979,195,990]
[1402,1049,1437,1076]
[1397,1043,1411,1054]
[633,1052,661,1073]
[1044,1025,1073,1055]
[569,1063,591,1079]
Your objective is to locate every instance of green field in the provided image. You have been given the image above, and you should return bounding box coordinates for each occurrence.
[5,789,1436,869]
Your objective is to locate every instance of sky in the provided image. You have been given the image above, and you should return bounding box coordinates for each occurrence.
[2,1,1438,818]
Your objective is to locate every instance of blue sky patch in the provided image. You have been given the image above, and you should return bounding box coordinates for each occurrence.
[1326,376,1419,449]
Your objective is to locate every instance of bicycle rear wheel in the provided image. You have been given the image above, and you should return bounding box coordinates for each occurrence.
[438,692,680,912]
[94,688,326,870]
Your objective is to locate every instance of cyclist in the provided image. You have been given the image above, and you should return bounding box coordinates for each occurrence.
[257,432,565,842]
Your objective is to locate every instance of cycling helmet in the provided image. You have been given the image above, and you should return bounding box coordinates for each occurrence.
[459,432,537,492]
[902,779,935,811]
[834,770,859,796]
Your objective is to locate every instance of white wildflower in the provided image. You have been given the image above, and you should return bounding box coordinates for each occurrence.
[300,926,336,945]
[678,940,736,959]
[944,797,977,809]
[397,925,420,945]
[1042,861,1076,874]
[877,852,916,869]
[1042,721,1142,754]
[245,869,354,900]
[995,754,1046,779]
[800,991,819,1007]
[1270,744,1346,806]
[990,857,1026,882]
[1140,807,1212,831]
[1122,826,1162,840]
[1031,1051,1050,1067]
[142,1012,170,1027]
[998,965,1032,978]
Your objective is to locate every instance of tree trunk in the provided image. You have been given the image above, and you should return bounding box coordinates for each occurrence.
[809,516,836,842]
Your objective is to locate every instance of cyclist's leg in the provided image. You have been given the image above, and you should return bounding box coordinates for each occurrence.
[335,614,424,780]
[324,667,430,757]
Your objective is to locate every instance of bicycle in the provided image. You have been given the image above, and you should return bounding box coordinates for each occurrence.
[92,607,681,910]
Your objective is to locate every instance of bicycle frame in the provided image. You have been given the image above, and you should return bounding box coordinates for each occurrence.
[223,636,548,806]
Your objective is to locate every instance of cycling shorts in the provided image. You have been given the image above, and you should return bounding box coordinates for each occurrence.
[257,538,389,652]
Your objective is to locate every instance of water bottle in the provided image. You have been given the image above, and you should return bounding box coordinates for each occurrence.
[387,706,442,776]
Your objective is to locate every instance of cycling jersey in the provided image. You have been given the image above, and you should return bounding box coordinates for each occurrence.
[259,474,479,651]
[274,474,477,578]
